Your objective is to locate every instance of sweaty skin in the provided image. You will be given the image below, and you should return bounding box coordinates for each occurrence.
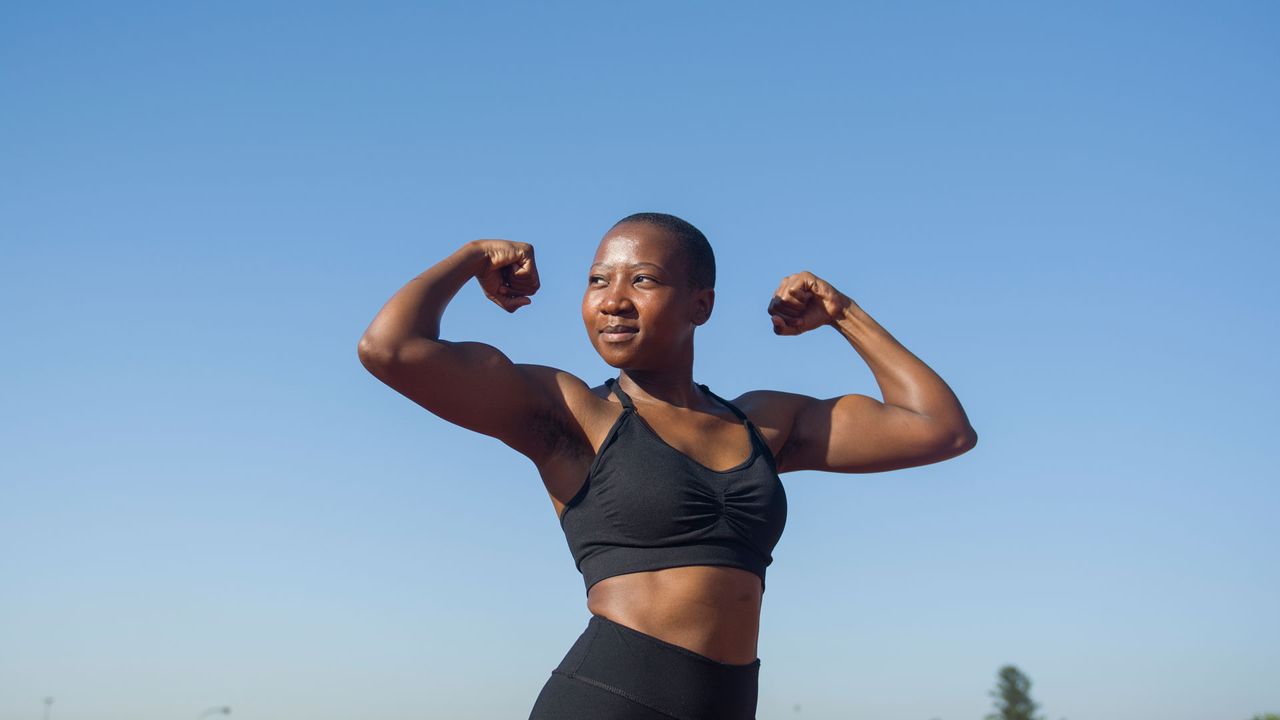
[358,220,978,666]
[545,376,776,666]
[557,224,772,664]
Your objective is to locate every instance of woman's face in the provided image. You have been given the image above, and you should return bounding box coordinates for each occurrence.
[581,222,713,370]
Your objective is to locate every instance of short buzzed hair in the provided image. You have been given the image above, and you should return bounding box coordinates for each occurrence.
[613,212,715,291]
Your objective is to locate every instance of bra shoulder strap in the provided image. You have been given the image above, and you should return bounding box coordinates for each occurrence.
[698,383,751,424]
[605,378,635,411]
[701,383,777,469]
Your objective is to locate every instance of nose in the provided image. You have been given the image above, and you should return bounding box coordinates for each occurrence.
[598,280,634,315]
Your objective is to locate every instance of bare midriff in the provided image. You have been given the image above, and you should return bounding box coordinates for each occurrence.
[585,564,763,666]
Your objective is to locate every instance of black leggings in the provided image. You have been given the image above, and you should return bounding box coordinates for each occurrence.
[528,613,760,720]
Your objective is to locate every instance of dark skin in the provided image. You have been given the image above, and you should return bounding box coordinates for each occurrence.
[358,221,977,665]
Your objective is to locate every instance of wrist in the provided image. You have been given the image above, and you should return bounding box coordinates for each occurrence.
[824,291,858,327]
[457,240,491,277]
[829,302,877,338]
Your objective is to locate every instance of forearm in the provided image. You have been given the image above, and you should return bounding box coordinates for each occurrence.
[829,304,975,436]
[359,241,487,350]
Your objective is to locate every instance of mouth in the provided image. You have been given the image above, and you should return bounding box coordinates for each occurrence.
[599,325,639,342]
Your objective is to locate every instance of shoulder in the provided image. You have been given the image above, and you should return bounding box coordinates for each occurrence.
[515,364,615,411]
[722,389,812,465]
[729,388,811,428]
[515,363,594,398]
[513,364,617,462]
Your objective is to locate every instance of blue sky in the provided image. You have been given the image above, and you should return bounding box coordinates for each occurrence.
[2,2,1277,719]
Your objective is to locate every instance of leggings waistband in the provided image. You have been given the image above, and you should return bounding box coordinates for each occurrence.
[588,613,761,669]
[550,613,760,719]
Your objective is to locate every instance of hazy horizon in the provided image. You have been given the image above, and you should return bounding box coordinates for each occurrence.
[2,2,1277,719]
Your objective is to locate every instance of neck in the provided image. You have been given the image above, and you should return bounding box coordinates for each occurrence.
[618,367,704,409]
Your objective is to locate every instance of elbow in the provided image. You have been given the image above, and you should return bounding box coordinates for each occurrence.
[952,426,978,454]
[921,425,978,465]
[357,335,395,374]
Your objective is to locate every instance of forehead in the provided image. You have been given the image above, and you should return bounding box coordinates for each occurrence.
[591,222,684,270]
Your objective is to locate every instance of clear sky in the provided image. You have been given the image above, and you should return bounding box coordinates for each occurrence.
[2,2,1277,719]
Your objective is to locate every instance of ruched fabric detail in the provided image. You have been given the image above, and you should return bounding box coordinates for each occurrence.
[559,379,788,596]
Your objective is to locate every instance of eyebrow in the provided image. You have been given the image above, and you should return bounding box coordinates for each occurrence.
[589,262,665,272]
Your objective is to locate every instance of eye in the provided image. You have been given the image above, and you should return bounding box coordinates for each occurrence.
[634,275,657,284]
[588,276,605,284]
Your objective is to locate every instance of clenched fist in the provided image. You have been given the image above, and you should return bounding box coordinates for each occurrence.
[767,271,854,335]
[471,239,541,313]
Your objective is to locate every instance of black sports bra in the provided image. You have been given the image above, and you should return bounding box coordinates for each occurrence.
[558,378,788,596]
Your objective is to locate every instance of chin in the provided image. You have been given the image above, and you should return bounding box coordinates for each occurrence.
[593,344,640,369]
[595,349,631,368]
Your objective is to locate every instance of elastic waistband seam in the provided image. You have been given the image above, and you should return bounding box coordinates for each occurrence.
[549,670,689,720]
[593,614,762,670]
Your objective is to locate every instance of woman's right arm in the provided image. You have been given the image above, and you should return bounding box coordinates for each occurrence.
[357,240,571,464]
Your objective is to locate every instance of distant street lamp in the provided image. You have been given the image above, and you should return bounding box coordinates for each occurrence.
[198,706,231,719]
[43,697,53,720]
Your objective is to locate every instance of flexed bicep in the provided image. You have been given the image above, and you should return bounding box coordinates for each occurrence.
[369,336,581,465]
[777,393,967,474]
[359,239,575,464]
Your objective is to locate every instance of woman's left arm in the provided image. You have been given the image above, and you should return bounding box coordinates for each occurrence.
[761,271,978,474]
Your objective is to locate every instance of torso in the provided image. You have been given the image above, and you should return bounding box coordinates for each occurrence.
[534,380,786,665]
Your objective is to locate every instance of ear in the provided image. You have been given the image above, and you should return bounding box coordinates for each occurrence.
[691,287,714,326]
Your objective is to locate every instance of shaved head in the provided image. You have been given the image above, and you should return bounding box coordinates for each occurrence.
[612,212,715,291]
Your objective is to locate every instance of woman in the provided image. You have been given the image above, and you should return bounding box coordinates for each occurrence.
[357,212,977,719]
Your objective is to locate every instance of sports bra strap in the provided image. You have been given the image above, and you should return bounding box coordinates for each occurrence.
[701,385,773,466]
[698,383,752,425]
[607,379,753,428]
[604,378,636,411]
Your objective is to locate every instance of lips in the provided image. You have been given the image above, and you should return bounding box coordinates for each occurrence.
[599,324,638,343]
